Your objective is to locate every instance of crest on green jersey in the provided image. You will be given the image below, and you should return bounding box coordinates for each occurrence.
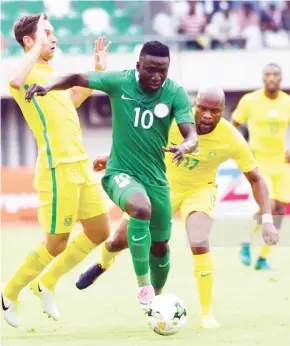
[154,103,169,118]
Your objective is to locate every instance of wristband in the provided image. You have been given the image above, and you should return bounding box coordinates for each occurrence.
[262,214,273,224]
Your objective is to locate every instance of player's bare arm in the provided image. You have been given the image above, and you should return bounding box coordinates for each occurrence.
[231,119,241,128]
[163,123,198,165]
[244,169,279,245]
[25,72,90,100]
[70,37,111,109]
[9,14,49,89]
[93,153,110,172]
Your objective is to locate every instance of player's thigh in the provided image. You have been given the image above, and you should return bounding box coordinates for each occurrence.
[102,172,147,212]
[34,165,79,235]
[78,161,109,220]
[170,191,184,216]
[147,184,172,242]
[180,185,217,223]
[272,165,290,204]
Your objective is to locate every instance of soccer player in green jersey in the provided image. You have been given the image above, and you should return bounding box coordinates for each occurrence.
[25,41,198,309]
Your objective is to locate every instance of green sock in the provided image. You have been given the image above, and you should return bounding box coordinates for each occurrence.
[127,218,151,285]
[150,249,170,295]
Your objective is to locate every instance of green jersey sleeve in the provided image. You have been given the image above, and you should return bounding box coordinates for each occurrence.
[87,71,122,95]
[172,87,195,125]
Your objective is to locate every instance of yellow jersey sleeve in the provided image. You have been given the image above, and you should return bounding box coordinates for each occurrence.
[230,130,257,173]
[232,94,251,125]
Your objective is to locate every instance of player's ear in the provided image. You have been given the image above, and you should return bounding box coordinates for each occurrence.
[136,61,140,72]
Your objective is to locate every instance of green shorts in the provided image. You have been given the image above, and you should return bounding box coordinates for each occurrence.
[102,173,172,242]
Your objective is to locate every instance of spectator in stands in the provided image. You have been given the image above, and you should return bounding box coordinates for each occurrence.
[261,3,289,48]
[178,0,207,50]
[153,2,178,37]
[206,1,240,49]
[261,3,282,32]
[282,1,290,32]
[236,2,262,49]
[82,5,111,35]
[43,0,73,18]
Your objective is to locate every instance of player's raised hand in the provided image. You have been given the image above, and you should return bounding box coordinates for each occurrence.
[94,37,112,71]
[36,14,49,47]
[162,144,187,166]
[93,153,109,172]
[262,223,279,246]
[25,83,48,101]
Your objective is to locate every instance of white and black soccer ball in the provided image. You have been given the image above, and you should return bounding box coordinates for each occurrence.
[146,294,187,336]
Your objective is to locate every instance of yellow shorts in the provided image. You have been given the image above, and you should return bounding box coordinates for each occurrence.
[34,160,108,234]
[259,163,290,203]
[122,184,217,223]
[171,184,217,223]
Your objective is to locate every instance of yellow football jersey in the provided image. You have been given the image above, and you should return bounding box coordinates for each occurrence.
[232,89,290,165]
[166,117,257,187]
[9,64,87,169]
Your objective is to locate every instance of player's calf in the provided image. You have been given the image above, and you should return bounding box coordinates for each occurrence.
[150,241,170,295]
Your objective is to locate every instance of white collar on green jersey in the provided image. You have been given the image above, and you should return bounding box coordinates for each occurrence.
[135,70,166,88]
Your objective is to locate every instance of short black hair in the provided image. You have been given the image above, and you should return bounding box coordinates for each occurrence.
[14,14,48,48]
[140,41,170,59]
[263,63,282,73]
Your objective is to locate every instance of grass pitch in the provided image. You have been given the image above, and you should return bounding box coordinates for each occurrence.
[1,219,290,346]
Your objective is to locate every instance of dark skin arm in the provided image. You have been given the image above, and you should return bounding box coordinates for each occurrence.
[25,73,90,101]
[244,168,278,245]
[231,119,241,128]
[163,123,198,165]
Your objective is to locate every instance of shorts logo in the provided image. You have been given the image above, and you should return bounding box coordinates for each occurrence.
[154,103,169,118]
[64,215,73,227]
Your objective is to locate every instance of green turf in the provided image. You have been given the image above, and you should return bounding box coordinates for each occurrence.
[1,219,290,346]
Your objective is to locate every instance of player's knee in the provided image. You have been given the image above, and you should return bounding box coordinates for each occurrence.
[45,238,68,257]
[107,237,128,252]
[151,241,169,257]
[129,203,151,220]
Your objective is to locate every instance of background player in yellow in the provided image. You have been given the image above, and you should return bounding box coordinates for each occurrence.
[2,14,111,328]
[76,86,278,328]
[231,63,290,270]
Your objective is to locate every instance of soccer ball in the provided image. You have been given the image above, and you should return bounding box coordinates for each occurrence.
[146,294,187,336]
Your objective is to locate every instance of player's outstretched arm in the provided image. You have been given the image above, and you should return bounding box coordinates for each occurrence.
[70,37,111,109]
[25,73,90,101]
[9,14,48,89]
[163,123,198,165]
[244,168,279,246]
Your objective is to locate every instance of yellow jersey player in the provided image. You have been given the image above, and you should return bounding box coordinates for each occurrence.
[232,63,290,270]
[75,86,278,328]
[2,14,111,328]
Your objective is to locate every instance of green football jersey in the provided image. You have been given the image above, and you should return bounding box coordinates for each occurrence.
[88,69,194,185]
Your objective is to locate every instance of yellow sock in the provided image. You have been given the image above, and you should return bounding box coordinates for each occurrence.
[41,231,96,291]
[251,223,261,238]
[99,242,120,269]
[260,244,272,259]
[4,243,54,301]
[259,229,279,259]
[193,252,215,316]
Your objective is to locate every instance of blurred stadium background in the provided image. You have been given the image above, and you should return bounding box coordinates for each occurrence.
[1,0,290,220]
[1,2,290,345]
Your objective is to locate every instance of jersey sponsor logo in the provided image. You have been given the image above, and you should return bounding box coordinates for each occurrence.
[208,152,216,157]
[154,103,169,118]
[132,234,148,241]
[121,94,135,101]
